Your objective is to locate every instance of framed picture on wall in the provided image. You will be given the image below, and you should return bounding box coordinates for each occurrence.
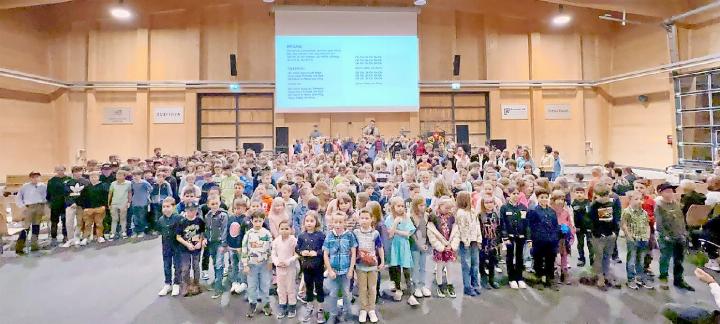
[103,107,133,124]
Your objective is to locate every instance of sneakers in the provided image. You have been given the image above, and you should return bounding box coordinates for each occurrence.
[171,284,180,296]
[706,259,720,271]
[489,281,501,289]
[158,284,172,296]
[201,271,210,281]
[61,239,74,248]
[317,309,325,323]
[97,237,105,243]
[393,289,402,301]
[247,303,257,318]
[421,286,432,297]
[447,284,457,298]
[287,304,297,318]
[413,288,423,298]
[463,288,477,297]
[297,293,307,304]
[121,233,128,239]
[674,280,695,291]
[80,238,88,246]
[238,282,247,293]
[407,295,420,306]
[495,266,503,274]
[509,281,519,289]
[230,282,239,294]
[627,279,639,290]
[436,285,447,297]
[359,310,368,323]
[639,280,654,289]
[302,304,314,323]
[211,291,222,299]
[517,281,527,289]
[263,303,273,316]
[368,310,379,323]
[277,304,287,319]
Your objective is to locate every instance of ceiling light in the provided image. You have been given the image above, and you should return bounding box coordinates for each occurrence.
[552,5,571,26]
[110,0,132,20]
[414,0,427,6]
[263,0,275,3]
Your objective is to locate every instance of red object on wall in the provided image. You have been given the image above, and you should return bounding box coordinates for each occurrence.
[667,135,673,145]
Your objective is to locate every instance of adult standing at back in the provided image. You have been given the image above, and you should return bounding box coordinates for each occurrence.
[362,120,380,138]
[539,145,554,179]
[15,171,48,254]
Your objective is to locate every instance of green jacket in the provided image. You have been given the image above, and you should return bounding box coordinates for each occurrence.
[655,199,687,241]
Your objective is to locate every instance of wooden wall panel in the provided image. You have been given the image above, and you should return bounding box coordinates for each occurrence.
[86,91,148,160]
[530,33,582,80]
[88,29,148,81]
[148,91,190,155]
[0,10,48,76]
[149,10,200,80]
[418,6,455,81]
[455,11,486,80]
[200,4,237,81]
[0,98,57,180]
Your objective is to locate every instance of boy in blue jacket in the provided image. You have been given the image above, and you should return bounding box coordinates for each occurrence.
[499,185,529,290]
[527,188,560,290]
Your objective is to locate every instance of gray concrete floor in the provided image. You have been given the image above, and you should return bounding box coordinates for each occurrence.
[0,236,716,324]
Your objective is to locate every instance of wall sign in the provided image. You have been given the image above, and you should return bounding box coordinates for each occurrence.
[153,107,184,124]
[103,107,133,124]
[545,104,571,120]
[501,104,528,120]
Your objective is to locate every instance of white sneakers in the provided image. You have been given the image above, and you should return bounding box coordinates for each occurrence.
[393,290,403,301]
[407,295,419,306]
[518,281,528,289]
[359,310,368,323]
[97,237,105,243]
[495,266,503,274]
[368,310,379,323]
[230,282,248,294]
[171,284,180,296]
[201,271,210,281]
[510,281,519,289]
[61,239,74,248]
[238,282,247,293]
[158,284,172,296]
[421,286,432,297]
[80,239,88,246]
[413,288,423,298]
[706,259,720,271]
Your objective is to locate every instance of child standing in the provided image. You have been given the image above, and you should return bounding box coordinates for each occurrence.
[455,191,482,296]
[499,186,529,289]
[242,210,274,318]
[427,197,460,297]
[224,198,248,295]
[588,184,620,291]
[175,202,205,297]
[655,183,694,291]
[572,186,593,267]
[354,209,385,323]
[323,212,357,323]
[157,197,182,297]
[385,197,419,305]
[130,170,153,238]
[527,189,560,290]
[409,197,432,298]
[478,197,501,289]
[108,169,132,240]
[205,198,229,299]
[272,220,298,319]
[268,196,289,238]
[551,189,575,284]
[296,211,326,324]
[621,190,652,290]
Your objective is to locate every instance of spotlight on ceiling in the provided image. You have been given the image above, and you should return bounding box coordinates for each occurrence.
[263,0,275,3]
[414,0,427,6]
[552,5,571,26]
[110,0,132,20]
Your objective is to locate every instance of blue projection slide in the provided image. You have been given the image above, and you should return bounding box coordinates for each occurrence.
[275,36,419,113]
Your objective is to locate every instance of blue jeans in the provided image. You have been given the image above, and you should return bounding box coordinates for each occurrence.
[458,242,480,290]
[626,240,648,281]
[206,241,225,292]
[150,203,162,231]
[411,248,428,288]
[247,262,271,305]
[325,273,351,317]
[130,206,148,234]
[162,241,180,284]
[229,250,246,285]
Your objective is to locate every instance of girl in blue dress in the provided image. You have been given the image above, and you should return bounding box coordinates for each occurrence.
[385,196,419,306]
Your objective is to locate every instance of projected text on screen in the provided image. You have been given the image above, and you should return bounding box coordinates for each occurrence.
[275,36,419,113]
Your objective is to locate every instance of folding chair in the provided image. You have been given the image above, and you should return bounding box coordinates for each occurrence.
[687,204,713,227]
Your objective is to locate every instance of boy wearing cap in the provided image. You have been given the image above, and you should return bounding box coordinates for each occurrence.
[15,172,48,254]
[176,201,206,296]
[655,182,695,291]
[588,183,620,291]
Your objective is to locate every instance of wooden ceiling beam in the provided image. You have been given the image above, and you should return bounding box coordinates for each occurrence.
[0,0,73,10]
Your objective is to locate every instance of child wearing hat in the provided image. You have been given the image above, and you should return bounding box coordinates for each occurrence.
[655,182,694,291]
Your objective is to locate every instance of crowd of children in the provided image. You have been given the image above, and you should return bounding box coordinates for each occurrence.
[13,137,705,323]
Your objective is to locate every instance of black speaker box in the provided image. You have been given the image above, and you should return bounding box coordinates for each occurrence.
[453,55,461,76]
[230,54,237,76]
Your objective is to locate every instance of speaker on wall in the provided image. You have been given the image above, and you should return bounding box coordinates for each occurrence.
[275,127,289,154]
[242,143,264,153]
[230,54,237,76]
[489,139,507,151]
[456,124,469,144]
[453,55,461,76]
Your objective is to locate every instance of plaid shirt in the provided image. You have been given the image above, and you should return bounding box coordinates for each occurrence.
[621,206,650,241]
[322,229,358,275]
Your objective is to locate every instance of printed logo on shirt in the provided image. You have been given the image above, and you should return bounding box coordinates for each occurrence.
[520,211,527,219]
[598,207,613,222]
